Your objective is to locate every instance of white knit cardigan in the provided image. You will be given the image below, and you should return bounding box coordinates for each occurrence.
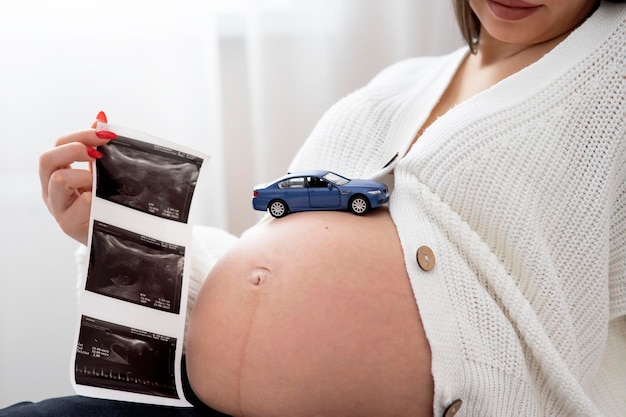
[288,2,626,416]
[77,2,625,415]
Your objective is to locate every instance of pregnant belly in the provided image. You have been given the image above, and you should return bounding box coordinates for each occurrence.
[186,209,433,417]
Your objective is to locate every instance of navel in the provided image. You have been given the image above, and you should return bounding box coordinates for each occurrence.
[246,267,271,286]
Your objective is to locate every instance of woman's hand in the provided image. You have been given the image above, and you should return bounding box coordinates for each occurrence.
[38,111,116,245]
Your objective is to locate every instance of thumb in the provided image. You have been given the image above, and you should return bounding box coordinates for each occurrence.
[90,110,108,129]
[88,111,109,173]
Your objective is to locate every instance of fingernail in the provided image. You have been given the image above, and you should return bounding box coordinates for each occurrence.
[87,147,103,159]
[95,130,117,140]
[96,111,108,123]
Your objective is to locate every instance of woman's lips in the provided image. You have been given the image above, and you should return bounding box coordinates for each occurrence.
[487,0,542,20]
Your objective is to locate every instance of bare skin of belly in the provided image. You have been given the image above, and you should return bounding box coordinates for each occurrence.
[186,208,433,417]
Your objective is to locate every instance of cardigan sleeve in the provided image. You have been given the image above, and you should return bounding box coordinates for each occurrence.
[609,152,626,321]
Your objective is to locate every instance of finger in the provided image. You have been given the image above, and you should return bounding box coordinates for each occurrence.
[45,168,93,215]
[56,111,114,147]
[91,110,108,129]
[39,142,97,200]
[54,128,113,148]
[56,191,92,246]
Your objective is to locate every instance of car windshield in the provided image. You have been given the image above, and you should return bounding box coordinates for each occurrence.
[323,172,349,186]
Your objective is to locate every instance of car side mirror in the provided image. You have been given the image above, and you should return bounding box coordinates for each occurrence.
[327,183,333,189]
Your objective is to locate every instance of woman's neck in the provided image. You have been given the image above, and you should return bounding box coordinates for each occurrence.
[472,29,569,70]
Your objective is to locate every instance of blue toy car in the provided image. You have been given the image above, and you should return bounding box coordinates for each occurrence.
[252,170,389,218]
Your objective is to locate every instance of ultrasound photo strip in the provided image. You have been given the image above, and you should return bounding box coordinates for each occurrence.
[75,315,179,399]
[73,123,205,406]
[96,135,204,223]
[86,221,185,314]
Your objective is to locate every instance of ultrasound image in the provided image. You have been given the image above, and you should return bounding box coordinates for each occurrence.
[86,221,185,313]
[75,316,179,399]
[96,136,203,223]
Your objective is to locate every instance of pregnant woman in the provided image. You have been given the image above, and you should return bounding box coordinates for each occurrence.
[6,0,624,416]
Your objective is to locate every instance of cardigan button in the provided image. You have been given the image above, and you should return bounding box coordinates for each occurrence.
[443,399,462,417]
[416,245,436,271]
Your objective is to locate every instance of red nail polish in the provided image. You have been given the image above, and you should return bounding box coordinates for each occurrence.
[96,111,108,123]
[87,147,103,159]
[95,130,117,140]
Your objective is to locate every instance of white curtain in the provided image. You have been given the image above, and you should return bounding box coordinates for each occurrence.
[0,0,462,407]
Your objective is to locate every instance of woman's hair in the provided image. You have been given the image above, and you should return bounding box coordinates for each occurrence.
[452,0,481,54]
[452,0,624,54]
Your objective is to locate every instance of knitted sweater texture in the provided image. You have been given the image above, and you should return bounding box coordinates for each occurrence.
[289,2,626,416]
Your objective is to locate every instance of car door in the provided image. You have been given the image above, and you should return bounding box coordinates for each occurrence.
[282,177,309,209]
[307,176,341,208]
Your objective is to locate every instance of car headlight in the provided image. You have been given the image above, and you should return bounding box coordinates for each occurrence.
[367,190,381,195]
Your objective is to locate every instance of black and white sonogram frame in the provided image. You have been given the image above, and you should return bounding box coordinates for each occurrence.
[86,221,185,314]
[95,135,204,223]
[75,316,178,399]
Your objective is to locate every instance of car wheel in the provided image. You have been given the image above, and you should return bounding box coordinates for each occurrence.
[349,195,370,215]
[268,199,289,218]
